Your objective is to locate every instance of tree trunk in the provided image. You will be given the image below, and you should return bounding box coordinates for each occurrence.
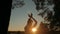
[0,0,12,34]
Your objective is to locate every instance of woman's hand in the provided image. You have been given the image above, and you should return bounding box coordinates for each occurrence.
[28,13,33,18]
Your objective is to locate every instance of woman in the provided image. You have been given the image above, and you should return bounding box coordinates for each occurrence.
[24,13,37,34]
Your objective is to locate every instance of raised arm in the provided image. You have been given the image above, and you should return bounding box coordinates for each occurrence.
[28,13,37,27]
[32,17,37,27]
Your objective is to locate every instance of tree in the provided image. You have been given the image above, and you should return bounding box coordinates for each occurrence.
[33,0,60,31]
[12,0,25,9]
[0,0,25,34]
[0,0,12,34]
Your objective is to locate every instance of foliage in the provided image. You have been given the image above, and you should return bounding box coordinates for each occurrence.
[11,0,25,9]
[33,0,60,31]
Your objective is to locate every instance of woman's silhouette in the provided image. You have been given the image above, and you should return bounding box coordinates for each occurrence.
[24,13,37,34]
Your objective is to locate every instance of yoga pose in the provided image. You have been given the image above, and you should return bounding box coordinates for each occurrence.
[24,13,37,34]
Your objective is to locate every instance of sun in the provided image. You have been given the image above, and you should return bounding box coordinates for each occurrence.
[32,28,37,32]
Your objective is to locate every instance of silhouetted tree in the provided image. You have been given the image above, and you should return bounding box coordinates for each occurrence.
[49,0,60,31]
[0,0,12,34]
[33,0,60,31]
[0,0,24,34]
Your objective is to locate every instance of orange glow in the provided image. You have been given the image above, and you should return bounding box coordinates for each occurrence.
[32,28,37,32]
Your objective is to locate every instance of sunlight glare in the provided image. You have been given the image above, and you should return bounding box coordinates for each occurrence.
[32,28,37,32]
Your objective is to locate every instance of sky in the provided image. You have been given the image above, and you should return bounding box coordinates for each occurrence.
[8,0,44,31]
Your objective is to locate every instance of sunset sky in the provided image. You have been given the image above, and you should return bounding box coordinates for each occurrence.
[8,0,44,31]
[8,0,54,31]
